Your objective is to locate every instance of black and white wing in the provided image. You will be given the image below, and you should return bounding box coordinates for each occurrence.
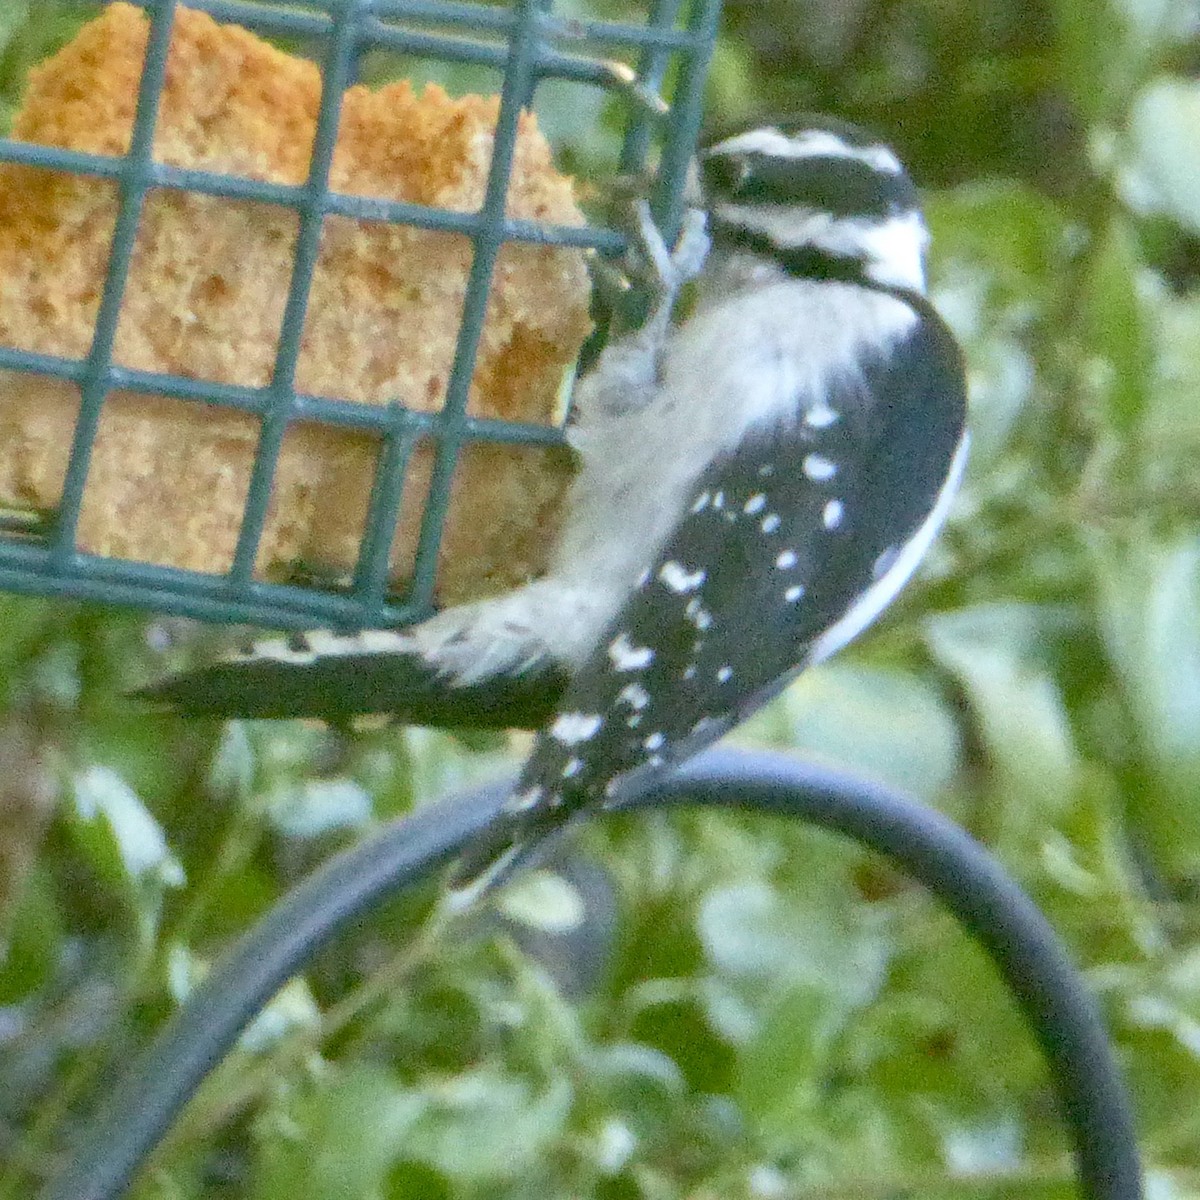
[450,308,967,891]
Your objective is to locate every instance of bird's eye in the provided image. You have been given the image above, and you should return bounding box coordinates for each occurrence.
[701,152,751,198]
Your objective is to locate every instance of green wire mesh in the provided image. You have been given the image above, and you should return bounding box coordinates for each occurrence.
[0,0,720,630]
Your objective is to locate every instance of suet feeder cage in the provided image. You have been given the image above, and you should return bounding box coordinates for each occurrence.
[0,0,720,631]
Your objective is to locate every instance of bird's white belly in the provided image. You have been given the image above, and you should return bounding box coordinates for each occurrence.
[545,279,919,655]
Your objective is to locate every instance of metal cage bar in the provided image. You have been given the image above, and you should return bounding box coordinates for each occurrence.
[0,0,721,629]
[401,0,554,615]
[49,2,180,563]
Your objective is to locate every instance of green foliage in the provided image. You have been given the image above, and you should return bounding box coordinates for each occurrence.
[1,1,1200,1198]
[0,1,103,133]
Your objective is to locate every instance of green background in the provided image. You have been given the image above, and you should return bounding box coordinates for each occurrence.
[1,0,1199,1196]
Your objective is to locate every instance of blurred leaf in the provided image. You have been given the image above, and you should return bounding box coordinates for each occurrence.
[401,1070,573,1181]
[1124,947,1200,1059]
[502,949,591,1066]
[208,721,256,803]
[351,734,416,819]
[67,765,185,934]
[1034,764,1155,962]
[0,4,29,57]
[1142,292,1200,492]
[941,1111,1025,1174]
[952,314,1036,467]
[865,916,1047,1110]
[239,976,321,1053]
[762,662,962,803]
[267,777,372,838]
[704,35,762,124]
[1092,535,1200,876]
[29,641,80,709]
[1051,0,1136,121]
[928,183,1062,464]
[1080,216,1151,436]
[79,711,198,807]
[164,939,197,1004]
[590,1114,639,1175]
[250,1063,424,1200]
[698,880,887,1017]
[496,868,586,933]
[735,984,835,1148]
[925,604,1081,828]
[0,596,55,682]
[404,726,517,806]
[1114,0,1200,53]
[1103,949,1200,1135]
[1143,1169,1198,1199]
[247,719,336,787]
[587,1041,686,1136]
[0,865,61,1002]
[928,182,1065,300]
[1131,77,1200,234]
[589,1041,686,1100]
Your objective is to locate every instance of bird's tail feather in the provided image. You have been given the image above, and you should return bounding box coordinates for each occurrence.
[135,630,567,729]
[441,803,567,912]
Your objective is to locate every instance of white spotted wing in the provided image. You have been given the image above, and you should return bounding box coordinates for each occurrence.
[451,307,966,887]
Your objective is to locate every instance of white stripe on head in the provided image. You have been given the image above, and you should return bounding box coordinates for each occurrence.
[817,209,928,292]
[713,203,929,293]
[707,127,905,176]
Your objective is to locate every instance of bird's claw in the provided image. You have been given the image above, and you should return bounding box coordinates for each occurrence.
[624,200,710,304]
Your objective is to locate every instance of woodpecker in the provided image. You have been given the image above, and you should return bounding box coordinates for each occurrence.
[142,116,968,902]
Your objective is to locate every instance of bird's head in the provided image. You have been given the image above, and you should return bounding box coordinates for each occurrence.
[698,116,929,295]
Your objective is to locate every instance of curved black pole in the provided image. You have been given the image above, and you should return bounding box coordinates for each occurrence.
[40,747,1142,1200]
